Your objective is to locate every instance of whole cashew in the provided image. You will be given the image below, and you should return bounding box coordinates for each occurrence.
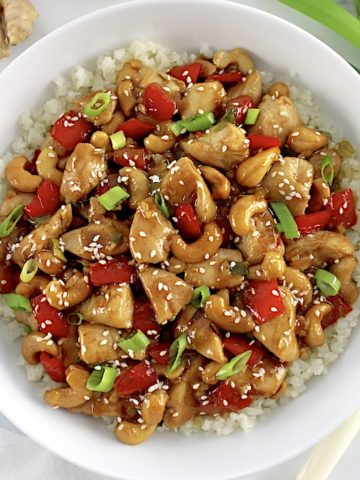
[213,48,255,74]
[304,303,332,347]
[119,166,150,209]
[115,421,157,445]
[90,131,110,149]
[5,155,42,192]
[167,256,186,274]
[236,147,280,188]
[330,256,359,305]
[229,194,267,237]
[36,147,63,186]
[204,294,255,333]
[37,250,65,275]
[195,58,217,76]
[308,177,330,212]
[248,251,286,280]
[281,266,313,309]
[144,132,176,154]
[44,365,92,409]
[44,272,92,310]
[141,389,169,426]
[227,72,263,104]
[267,82,289,98]
[22,332,60,365]
[15,275,49,297]
[286,126,329,157]
[171,222,223,263]
[199,165,231,200]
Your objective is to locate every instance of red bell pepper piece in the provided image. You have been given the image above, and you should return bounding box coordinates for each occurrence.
[0,264,20,294]
[169,62,202,84]
[322,294,352,328]
[115,361,158,398]
[113,147,147,170]
[133,299,160,338]
[226,95,254,125]
[25,181,61,218]
[89,257,137,286]
[247,134,281,150]
[144,83,175,122]
[148,341,171,366]
[31,294,71,338]
[326,189,357,229]
[244,279,285,324]
[295,210,331,235]
[202,382,253,414]
[116,118,155,140]
[223,335,266,367]
[175,204,202,241]
[51,111,92,150]
[207,72,243,83]
[40,352,66,383]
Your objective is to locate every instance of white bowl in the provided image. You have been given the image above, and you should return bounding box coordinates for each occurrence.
[0,1,360,479]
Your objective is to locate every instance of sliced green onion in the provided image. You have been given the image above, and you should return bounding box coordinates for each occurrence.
[84,92,111,117]
[170,122,187,137]
[110,131,126,150]
[154,192,170,219]
[315,269,341,297]
[20,258,38,282]
[191,285,211,308]
[270,202,300,239]
[3,293,31,312]
[86,366,117,393]
[337,140,356,159]
[167,333,187,373]
[216,351,252,380]
[320,155,334,186]
[23,325,32,334]
[244,108,260,125]
[118,330,150,354]
[97,186,129,210]
[68,312,83,326]
[170,112,216,136]
[0,205,23,238]
[230,262,248,276]
[52,239,66,262]
[213,109,236,131]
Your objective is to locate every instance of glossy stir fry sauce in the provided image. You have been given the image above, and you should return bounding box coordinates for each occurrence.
[0,47,358,445]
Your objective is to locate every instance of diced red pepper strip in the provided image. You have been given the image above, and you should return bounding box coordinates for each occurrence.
[115,361,158,398]
[148,341,171,366]
[175,204,202,241]
[207,72,243,83]
[295,210,331,235]
[326,189,357,230]
[40,352,66,383]
[202,382,253,414]
[31,294,71,338]
[223,335,266,367]
[0,264,20,294]
[133,299,160,338]
[89,257,137,286]
[116,118,155,140]
[226,95,254,125]
[51,110,92,150]
[169,62,202,84]
[322,294,352,328]
[144,83,175,122]
[247,134,281,150]
[24,181,61,218]
[244,279,285,324]
[113,147,147,170]
[215,216,232,247]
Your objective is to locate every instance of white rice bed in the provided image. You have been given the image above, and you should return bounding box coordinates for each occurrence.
[0,40,359,436]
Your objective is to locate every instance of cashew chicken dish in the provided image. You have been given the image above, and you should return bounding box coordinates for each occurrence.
[0,45,358,446]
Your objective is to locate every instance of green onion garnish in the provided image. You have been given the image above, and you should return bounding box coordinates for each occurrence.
[191,285,211,308]
[20,258,38,282]
[244,108,260,125]
[23,325,32,334]
[0,205,23,238]
[84,92,111,117]
[86,366,117,393]
[3,293,31,312]
[270,202,300,239]
[52,239,66,262]
[216,351,252,380]
[213,109,236,132]
[320,155,334,186]
[315,269,341,297]
[170,112,216,136]
[167,333,187,373]
[97,186,129,211]
[67,312,83,326]
[230,262,248,276]
[118,330,150,354]
[110,131,126,150]
[154,192,170,219]
[337,140,356,159]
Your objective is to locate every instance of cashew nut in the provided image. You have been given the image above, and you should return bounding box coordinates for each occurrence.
[287,126,329,157]
[195,58,216,76]
[330,256,359,305]
[5,155,42,192]
[0,190,34,216]
[37,250,65,275]
[22,332,60,365]
[144,132,176,154]
[171,222,223,264]
[44,365,92,409]
[90,131,110,149]
[201,360,226,385]
[309,148,342,179]
[229,194,267,237]
[167,256,186,274]
[36,147,63,186]
[15,274,49,297]
[267,82,289,98]
[44,272,92,310]
[119,166,150,209]
[236,147,280,188]
[115,421,157,445]
[199,165,231,200]
[281,266,313,309]
[213,47,255,74]
[141,389,169,426]
[248,251,286,280]
[204,294,255,333]
[227,71,263,105]
[304,303,332,347]
[307,177,330,212]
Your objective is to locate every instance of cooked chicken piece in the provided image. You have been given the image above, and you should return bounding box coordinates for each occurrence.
[0,190,34,216]
[61,336,79,367]
[12,204,72,266]
[179,81,225,119]
[227,71,263,105]
[253,287,299,362]
[139,267,193,324]
[184,248,245,288]
[249,95,303,145]
[262,157,313,216]
[180,123,249,170]
[79,284,133,329]
[60,143,107,203]
[309,147,342,179]
[74,91,117,126]
[160,156,216,222]
[1,0,38,45]
[285,231,355,270]
[78,323,120,364]
[61,218,129,260]
[129,197,175,264]
[0,21,9,58]
[188,312,226,363]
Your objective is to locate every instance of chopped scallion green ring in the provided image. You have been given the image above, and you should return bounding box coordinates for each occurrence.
[110,130,126,150]
[52,239,66,262]
[315,269,341,297]
[170,122,186,137]
[270,202,300,239]
[191,285,211,308]
[20,258,38,282]
[320,155,334,186]
[0,205,23,238]
[67,312,83,326]
[167,333,187,373]
[216,351,252,380]
[154,192,170,219]
[170,112,216,136]
[244,108,260,125]
[86,366,117,393]
[230,262,248,276]
[118,330,150,354]
[84,92,111,117]
[97,186,129,210]
[3,293,31,312]
[337,140,355,159]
